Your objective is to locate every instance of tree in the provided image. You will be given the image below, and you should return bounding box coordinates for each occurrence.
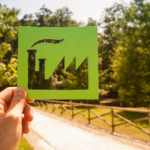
[0,4,19,90]
[60,58,88,90]
[112,0,150,105]
[20,5,60,27]
[87,17,98,26]
[98,3,126,97]
[54,6,79,27]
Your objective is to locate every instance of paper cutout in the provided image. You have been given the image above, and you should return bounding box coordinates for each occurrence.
[18,26,98,99]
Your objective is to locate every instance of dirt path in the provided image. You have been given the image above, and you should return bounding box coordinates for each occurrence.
[24,108,149,150]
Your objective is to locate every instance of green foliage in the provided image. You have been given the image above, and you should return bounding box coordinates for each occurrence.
[98,0,150,105]
[17,137,34,150]
[60,58,88,90]
[2,1,150,106]
[55,6,79,27]
[0,42,11,61]
[87,17,98,26]
[60,69,78,89]
[0,4,19,88]
[20,5,79,27]
[20,6,59,27]
[111,0,150,105]
[98,3,126,97]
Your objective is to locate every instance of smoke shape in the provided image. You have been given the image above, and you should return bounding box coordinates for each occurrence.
[31,36,68,48]
[31,36,88,79]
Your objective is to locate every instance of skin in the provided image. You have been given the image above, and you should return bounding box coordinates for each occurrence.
[0,87,34,150]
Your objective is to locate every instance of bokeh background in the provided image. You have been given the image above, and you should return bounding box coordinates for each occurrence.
[0,0,150,107]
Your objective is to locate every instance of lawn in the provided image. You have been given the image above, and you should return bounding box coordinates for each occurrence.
[35,104,150,142]
[17,137,34,150]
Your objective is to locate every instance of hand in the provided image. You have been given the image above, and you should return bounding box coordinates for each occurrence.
[0,87,34,150]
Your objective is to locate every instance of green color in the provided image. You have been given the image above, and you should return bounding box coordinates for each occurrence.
[18,26,98,99]
[17,137,34,150]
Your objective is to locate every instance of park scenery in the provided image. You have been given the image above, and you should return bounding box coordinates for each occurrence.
[1,0,150,149]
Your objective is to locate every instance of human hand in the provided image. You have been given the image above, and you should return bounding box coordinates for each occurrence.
[0,87,34,150]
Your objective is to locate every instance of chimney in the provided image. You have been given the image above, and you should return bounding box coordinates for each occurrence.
[38,59,46,72]
[27,50,37,70]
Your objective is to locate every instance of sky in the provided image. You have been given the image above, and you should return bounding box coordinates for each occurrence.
[1,0,132,24]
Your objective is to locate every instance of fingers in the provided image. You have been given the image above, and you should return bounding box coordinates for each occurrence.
[22,104,33,134]
[0,87,34,136]
[0,99,8,117]
[0,99,7,113]
[23,103,34,122]
[0,87,34,104]
[8,88,26,117]
[22,117,30,134]
[26,99,34,103]
[0,87,17,104]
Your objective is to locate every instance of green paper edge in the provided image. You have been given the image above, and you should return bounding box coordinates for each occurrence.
[17,26,98,99]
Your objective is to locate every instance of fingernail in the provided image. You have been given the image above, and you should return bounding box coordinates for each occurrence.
[15,88,27,96]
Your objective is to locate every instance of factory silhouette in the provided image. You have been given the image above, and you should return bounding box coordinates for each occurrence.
[27,49,88,90]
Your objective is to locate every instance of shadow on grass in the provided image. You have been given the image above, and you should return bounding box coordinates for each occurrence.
[116,111,148,127]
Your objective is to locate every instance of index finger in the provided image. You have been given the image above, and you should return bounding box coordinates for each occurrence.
[0,87,34,104]
[0,87,17,104]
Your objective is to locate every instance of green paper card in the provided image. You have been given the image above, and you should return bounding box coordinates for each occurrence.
[18,26,98,99]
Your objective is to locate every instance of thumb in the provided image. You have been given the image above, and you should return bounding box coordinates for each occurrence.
[8,87,27,117]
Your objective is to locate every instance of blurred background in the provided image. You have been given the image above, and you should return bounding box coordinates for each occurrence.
[0,0,150,107]
[2,0,150,148]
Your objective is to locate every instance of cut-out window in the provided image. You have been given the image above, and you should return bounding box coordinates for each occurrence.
[28,49,88,90]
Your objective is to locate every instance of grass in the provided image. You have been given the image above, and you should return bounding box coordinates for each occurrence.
[17,137,34,150]
[35,104,150,142]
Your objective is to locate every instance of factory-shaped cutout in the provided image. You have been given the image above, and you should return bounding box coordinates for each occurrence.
[18,26,98,99]
[27,37,88,90]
